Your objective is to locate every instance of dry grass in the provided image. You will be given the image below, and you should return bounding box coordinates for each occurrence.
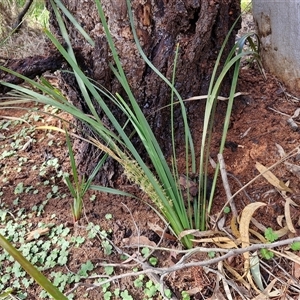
[0,0,48,59]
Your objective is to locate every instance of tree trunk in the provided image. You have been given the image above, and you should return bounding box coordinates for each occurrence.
[46,0,241,185]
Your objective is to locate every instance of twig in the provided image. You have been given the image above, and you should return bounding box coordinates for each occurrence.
[227,172,254,203]
[66,236,300,296]
[215,146,300,224]
[121,202,177,300]
[218,153,238,217]
[203,266,248,300]
[122,202,141,253]
[267,107,291,118]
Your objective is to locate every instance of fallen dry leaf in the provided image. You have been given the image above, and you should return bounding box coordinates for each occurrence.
[251,279,280,299]
[147,222,177,241]
[281,183,298,234]
[26,227,50,242]
[178,229,220,240]
[240,202,266,291]
[271,250,300,265]
[275,143,286,158]
[284,162,300,180]
[191,236,239,249]
[293,261,300,279]
[122,235,156,247]
[276,215,285,227]
[224,261,250,289]
[255,162,293,193]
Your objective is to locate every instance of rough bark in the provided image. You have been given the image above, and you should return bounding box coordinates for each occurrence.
[45,0,241,185]
[0,50,64,93]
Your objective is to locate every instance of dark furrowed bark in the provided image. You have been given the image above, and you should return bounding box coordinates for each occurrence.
[46,0,241,185]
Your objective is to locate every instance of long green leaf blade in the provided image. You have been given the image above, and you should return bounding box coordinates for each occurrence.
[0,234,68,299]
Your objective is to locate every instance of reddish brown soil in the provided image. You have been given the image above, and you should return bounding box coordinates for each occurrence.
[1,65,300,299]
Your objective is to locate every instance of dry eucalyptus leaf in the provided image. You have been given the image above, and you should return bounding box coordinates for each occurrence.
[271,250,300,265]
[209,156,217,169]
[255,162,293,193]
[224,261,250,290]
[284,197,298,234]
[281,183,298,233]
[217,216,226,231]
[147,222,177,241]
[186,287,204,296]
[276,215,285,227]
[26,227,50,242]
[251,279,280,299]
[191,236,239,249]
[274,226,289,238]
[292,107,300,118]
[178,229,219,240]
[275,143,286,158]
[251,217,267,232]
[218,262,233,300]
[240,202,266,292]
[284,162,300,179]
[122,235,156,247]
[179,175,197,190]
[293,262,300,279]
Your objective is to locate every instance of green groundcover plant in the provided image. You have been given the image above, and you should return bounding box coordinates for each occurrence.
[0,0,261,247]
[0,0,262,296]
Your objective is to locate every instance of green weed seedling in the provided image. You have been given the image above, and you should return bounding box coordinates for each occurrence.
[264,227,279,243]
[260,227,279,260]
[181,291,191,300]
[291,241,300,251]
[85,222,113,255]
[133,273,172,299]
[0,207,107,299]
[100,280,112,299]
[208,251,216,258]
[78,260,94,277]
[144,280,159,298]
[141,247,158,266]
[133,275,144,288]
[260,248,274,260]
[104,266,114,276]
[120,289,133,300]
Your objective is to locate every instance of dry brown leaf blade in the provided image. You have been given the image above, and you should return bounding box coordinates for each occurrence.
[284,161,300,179]
[251,279,280,299]
[26,227,50,242]
[292,107,300,118]
[122,235,156,247]
[275,143,286,158]
[239,202,266,291]
[281,250,300,264]
[178,229,220,240]
[293,261,300,279]
[270,249,300,265]
[281,187,298,234]
[224,261,251,290]
[147,222,177,241]
[276,215,284,227]
[230,216,240,238]
[248,229,267,243]
[255,162,293,193]
[274,226,289,238]
[218,261,233,300]
[191,236,239,248]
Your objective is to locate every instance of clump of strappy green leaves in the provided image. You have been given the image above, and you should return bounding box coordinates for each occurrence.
[0,0,261,250]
